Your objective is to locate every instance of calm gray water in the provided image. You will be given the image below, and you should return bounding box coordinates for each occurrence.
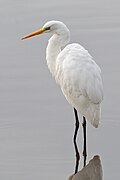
[0,0,120,179]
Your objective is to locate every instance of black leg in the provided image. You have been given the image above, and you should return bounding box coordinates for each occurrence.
[73,108,80,174]
[82,116,87,167]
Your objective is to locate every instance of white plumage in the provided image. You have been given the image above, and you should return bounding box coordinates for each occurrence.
[45,21,103,128]
[22,20,103,128]
[55,43,103,127]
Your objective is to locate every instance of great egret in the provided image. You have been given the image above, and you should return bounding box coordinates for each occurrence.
[22,20,103,171]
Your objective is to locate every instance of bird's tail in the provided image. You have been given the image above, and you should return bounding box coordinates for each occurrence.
[85,103,101,128]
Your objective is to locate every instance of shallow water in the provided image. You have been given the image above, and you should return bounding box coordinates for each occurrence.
[0,0,120,179]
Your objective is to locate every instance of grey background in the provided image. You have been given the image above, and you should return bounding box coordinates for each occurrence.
[0,0,120,179]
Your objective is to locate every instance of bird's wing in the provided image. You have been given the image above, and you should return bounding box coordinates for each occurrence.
[56,43,103,104]
[77,59,103,104]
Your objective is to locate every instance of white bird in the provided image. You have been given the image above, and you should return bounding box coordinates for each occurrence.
[22,20,103,170]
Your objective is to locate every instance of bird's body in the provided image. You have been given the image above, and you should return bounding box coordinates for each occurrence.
[56,44,103,128]
[44,21,103,128]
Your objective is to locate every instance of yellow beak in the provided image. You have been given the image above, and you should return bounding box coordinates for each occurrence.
[21,28,45,40]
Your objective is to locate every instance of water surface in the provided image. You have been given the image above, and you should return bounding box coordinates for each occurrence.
[0,0,120,179]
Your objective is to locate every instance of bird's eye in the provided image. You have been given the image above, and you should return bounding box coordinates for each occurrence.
[45,27,51,31]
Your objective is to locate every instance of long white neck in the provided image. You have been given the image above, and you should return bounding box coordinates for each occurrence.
[46,30,70,77]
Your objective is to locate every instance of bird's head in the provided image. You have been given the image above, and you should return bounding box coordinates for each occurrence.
[21,20,70,40]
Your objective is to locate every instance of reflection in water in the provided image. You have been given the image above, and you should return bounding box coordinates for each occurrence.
[68,155,103,180]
